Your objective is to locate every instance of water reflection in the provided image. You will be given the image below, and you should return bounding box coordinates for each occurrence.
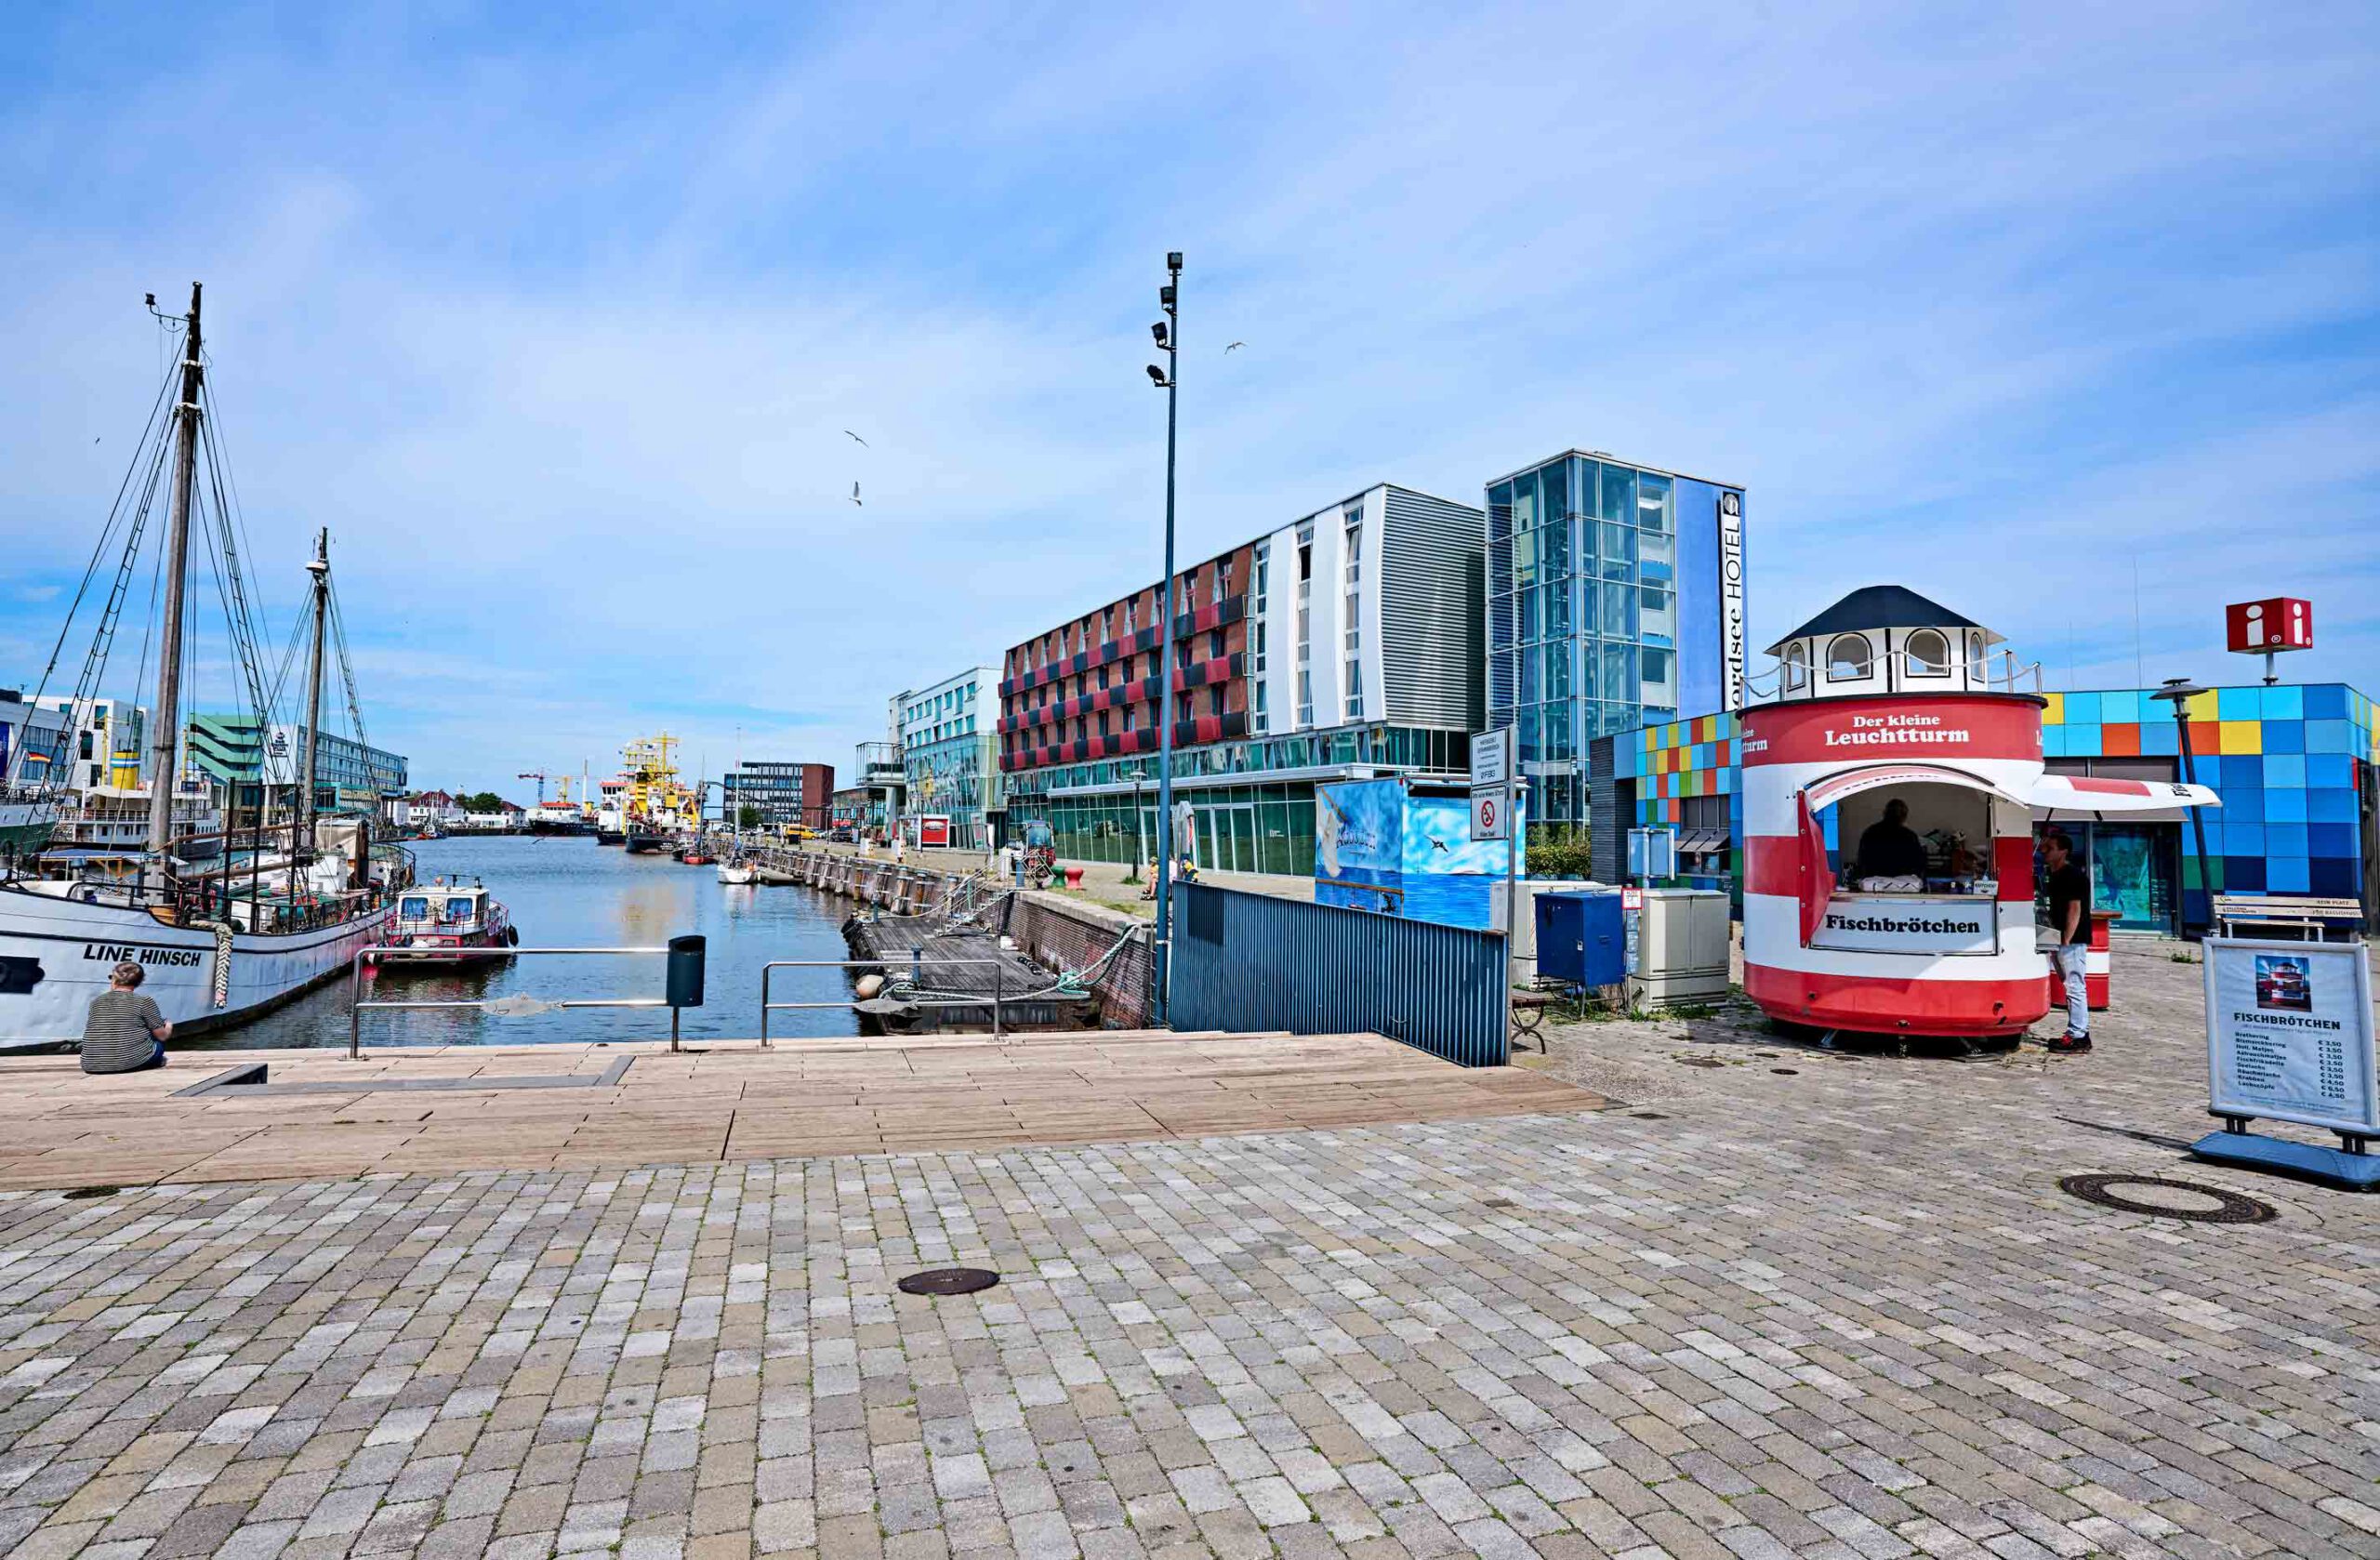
[197,836,861,1050]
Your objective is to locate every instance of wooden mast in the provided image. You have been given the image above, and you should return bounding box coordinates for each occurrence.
[144,283,203,858]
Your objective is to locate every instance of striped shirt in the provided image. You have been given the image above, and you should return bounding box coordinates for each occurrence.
[81,990,165,1074]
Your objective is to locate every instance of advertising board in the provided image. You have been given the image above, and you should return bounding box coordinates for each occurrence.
[917,814,950,849]
[1719,491,1746,710]
[2203,937,2378,1135]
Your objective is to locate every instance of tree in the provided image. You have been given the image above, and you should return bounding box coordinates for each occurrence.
[460,790,505,813]
[737,804,762,830]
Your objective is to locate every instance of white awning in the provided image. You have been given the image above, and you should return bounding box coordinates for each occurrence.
[2030,773,2220,814]
[1801,763,2031,813]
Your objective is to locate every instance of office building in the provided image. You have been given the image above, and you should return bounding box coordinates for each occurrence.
[896,667,999,851]
[722,760,835,831]
[1487,451,1745,828]
[998,482,1482,875]
[185,715,407,817]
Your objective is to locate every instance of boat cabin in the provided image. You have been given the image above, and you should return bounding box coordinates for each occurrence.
[392,876,509,946]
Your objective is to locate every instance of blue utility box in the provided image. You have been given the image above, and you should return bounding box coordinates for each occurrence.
[1535,892,1626,987]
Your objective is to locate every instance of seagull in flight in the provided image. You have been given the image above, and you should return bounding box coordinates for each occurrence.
[844,430,867,446]
[1225,341,1245,353]
[851,482,863,506]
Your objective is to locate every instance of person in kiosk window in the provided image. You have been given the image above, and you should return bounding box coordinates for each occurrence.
[1853,798,1928,883]
[2042,829,2091,1053]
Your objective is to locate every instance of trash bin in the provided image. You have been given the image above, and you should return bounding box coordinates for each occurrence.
[666,934,707,1009]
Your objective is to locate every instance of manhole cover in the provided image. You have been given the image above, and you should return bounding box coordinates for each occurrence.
[62,1185,121,1200]
[896,1267,1001,1296]
[2057,1174,2276,1224]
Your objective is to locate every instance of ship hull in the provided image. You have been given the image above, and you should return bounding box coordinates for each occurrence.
[0,886,395,1050]
[0,802,58,860]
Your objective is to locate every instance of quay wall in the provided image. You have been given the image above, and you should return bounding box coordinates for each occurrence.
[757,848,1152,1026]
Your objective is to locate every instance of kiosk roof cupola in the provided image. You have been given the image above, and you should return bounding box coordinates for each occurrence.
[1764,585,2006,704]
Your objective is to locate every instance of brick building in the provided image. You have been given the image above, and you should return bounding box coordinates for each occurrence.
[998,483,1483,875]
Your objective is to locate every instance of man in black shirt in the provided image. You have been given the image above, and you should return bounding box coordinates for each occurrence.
[1854,799,1928,880]
[2043,830,2092,1051]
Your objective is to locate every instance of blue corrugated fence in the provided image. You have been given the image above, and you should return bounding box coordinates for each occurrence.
[1167,883,1508,1066]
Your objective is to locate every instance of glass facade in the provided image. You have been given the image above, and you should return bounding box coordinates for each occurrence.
[898,669,999,849]
[1010,721,1468,799]
[1488,453,1739,826]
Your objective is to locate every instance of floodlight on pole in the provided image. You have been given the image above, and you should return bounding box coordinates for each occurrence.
[1151,250,1183,1025]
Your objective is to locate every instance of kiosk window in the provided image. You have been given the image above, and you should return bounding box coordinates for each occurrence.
[1826,633,1872,681]
[1904,629,1950,678]
[1783,641,1808,692]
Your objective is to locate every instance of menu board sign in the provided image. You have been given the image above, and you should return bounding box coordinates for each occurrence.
[1808,897,2000,956]
[2203,937,2378,1135]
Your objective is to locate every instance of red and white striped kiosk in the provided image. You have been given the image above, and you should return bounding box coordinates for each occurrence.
[1742,587,2215,1040]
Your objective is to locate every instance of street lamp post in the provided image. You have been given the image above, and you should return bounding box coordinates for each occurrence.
[1148,251,1183,1025]
[1122,769,1148,883]
[2150,676,2215,937]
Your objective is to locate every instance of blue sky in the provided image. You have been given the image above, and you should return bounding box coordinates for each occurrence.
[3,2,2374,797]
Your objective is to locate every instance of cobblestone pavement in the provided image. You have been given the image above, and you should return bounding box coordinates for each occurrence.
[1,945,2374,1559]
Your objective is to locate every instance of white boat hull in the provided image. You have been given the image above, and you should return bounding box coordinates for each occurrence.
[0,887,395,1050]
[717,865,757,884]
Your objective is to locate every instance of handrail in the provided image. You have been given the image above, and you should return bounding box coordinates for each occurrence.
[348,943,681,1059]
[760,957,1017,1044]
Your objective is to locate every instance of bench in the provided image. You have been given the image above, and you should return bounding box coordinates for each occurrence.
[2211,894,2364,938]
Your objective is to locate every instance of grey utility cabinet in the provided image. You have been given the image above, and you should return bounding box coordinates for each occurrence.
[1627,888,1731,1011]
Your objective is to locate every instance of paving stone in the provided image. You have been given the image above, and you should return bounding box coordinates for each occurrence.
[0,958,2368,1560]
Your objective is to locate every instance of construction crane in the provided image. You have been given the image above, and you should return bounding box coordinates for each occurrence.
[517,770,550,804]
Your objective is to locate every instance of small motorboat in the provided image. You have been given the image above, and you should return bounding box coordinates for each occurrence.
[373,877,519,960]
[716,859,757,885]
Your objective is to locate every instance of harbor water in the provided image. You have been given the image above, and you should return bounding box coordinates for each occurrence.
[195,835,863,1049]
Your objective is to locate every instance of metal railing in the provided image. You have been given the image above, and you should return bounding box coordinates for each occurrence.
[347,945,686,1058]
[760,957,1021,1044]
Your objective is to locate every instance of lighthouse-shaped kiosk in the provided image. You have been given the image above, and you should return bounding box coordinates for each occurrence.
[1741,586,2214,1039]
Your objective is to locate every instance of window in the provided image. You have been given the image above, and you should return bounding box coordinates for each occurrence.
[1904,628,1950,678]
[1826,633,1872,681]
[1125,598,1136,634]
[1344,660,1362,719]
[1297,668,1314,727]
[1210,628,1224,659]
[1211,564,1224,605]
[1967,631,1987,681]
[1783,641,1809,692]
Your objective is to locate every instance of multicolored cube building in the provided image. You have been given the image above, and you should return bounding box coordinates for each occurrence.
[1594,682,2379,932]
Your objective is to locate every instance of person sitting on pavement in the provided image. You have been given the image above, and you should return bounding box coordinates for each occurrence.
[82,961,171,1075]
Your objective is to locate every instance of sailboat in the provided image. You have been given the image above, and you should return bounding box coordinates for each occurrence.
[0,285,407,1049]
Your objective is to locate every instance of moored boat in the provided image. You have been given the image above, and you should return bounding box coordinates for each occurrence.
[375,876,518,960]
